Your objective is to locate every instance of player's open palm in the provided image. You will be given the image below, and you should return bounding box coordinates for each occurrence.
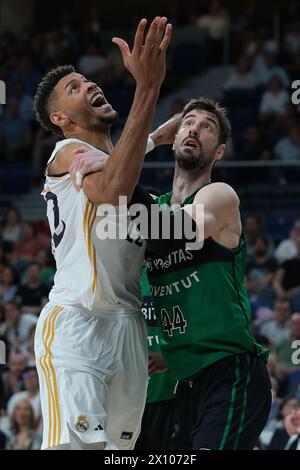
[112,17,172,91]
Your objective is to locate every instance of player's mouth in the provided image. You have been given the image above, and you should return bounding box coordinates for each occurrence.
[182,138,200,150]
[89,92,111,110]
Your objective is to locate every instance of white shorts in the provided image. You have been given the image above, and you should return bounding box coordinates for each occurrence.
[34,302,148,450]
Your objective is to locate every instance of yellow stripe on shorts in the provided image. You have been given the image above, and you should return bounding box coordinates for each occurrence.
[40,306,63,448]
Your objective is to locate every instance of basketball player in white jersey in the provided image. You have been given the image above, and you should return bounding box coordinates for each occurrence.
[33,17,172,450]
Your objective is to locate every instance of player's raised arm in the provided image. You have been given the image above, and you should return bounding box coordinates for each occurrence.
[82,17,172,205]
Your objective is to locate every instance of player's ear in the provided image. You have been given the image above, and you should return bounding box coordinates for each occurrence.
[50,111,70,129]
[216,144,226,161]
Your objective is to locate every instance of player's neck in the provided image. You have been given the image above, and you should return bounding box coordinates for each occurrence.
[172,166,211,204]
[66,129,113,154]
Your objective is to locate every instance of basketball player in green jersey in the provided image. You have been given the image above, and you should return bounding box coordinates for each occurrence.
[144,98,272,450]
[135,268,177,450]
[65,98,272,449]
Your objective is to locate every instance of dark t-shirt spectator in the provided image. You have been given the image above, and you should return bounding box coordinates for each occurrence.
[0,430,6,450]
[280,258,300,290]
[247,257,277,279]
[16,284,49,308]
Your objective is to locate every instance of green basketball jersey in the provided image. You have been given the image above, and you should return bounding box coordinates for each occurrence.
[141,269,177,403]
[145,189,269,381]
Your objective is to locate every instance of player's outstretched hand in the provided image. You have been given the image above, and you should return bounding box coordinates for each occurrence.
[112,17,172,92]
[70,147,109,191]
[151,113,182,147]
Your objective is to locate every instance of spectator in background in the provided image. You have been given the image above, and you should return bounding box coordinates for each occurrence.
[0,101,32,162]
[7,367,41,430]
[259,76,289,121]
[35,249,55,288]
[273,231,300,307]
[8,82,34,124]
[275,219,300,264]
[253,51,290,88]
[223,57,256,91]
[267,395,300,449]
[274,313,300,382]
[16,264,49,315]
[285,20,300,62]
[259,301,291,345]
[238,125,268,161]
[0,266,18,304]
[19,324,36,367]
[84,5,102,36]
[2,207,22,245]
[77,43,107,79]
[274,124,300,161]
[244,214,274,260]
[1,352,27,406]
[0,430,6,450]
[0,302,37,351]
[284,407,300,449]
[6,399,42,450]
[9,55,41,97]
[246,234,277,307]
[259,376,283,448]
[12,223,42,272]
[196,0,229,64]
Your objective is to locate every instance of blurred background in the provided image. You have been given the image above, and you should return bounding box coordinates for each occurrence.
[1,0,300,450]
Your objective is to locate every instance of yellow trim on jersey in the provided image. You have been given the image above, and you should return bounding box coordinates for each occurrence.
[40,306,63,448]
[83,199,98,293]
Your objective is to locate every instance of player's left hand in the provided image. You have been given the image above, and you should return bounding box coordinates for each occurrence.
[150,113,182,147]
[148,352,168,375]
[70,147,109,191]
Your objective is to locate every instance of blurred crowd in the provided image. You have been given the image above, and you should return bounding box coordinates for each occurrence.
[1,209,300,450]
[0,0,300,177]
[1,0,300,451]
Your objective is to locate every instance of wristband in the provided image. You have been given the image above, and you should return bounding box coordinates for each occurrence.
[146,137,155,154]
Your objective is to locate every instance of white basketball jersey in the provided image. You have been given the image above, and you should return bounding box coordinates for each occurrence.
[43,138,146,312]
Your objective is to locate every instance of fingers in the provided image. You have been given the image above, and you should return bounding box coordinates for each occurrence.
[159,23,172,52]
[133,18,148,50]
[154,17,168,47]
[144,16,161,48]
[74,147,89,155]
[112,38,130,63]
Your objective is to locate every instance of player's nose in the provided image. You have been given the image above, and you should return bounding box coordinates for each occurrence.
[85,81,98,93]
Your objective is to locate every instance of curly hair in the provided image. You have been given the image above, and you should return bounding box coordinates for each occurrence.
[181,97,232,146]
[33,65,75,137]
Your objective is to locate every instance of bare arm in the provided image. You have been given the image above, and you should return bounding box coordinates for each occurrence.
[50,18,172,205]
[184,182,241,243]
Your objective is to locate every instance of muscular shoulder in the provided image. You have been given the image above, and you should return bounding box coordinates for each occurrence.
[49,142,90,176]
[195,182,240,210]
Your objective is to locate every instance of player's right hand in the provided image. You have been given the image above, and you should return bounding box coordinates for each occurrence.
[70,147,109,191]
[112,17,172,92]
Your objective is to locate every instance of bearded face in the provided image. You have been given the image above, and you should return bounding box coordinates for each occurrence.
[173,109,224,171]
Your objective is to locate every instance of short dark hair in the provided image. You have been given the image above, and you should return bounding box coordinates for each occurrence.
[33,65,75,137]
[181,97,231,145]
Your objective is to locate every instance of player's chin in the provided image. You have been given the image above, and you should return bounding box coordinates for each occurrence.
[95,106,118,122]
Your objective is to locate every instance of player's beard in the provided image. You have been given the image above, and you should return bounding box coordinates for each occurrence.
[95,109,119,128]
[175,145,215,171]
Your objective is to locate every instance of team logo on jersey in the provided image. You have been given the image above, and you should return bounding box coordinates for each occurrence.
[76,415,89,433]
[121,432,133,440]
